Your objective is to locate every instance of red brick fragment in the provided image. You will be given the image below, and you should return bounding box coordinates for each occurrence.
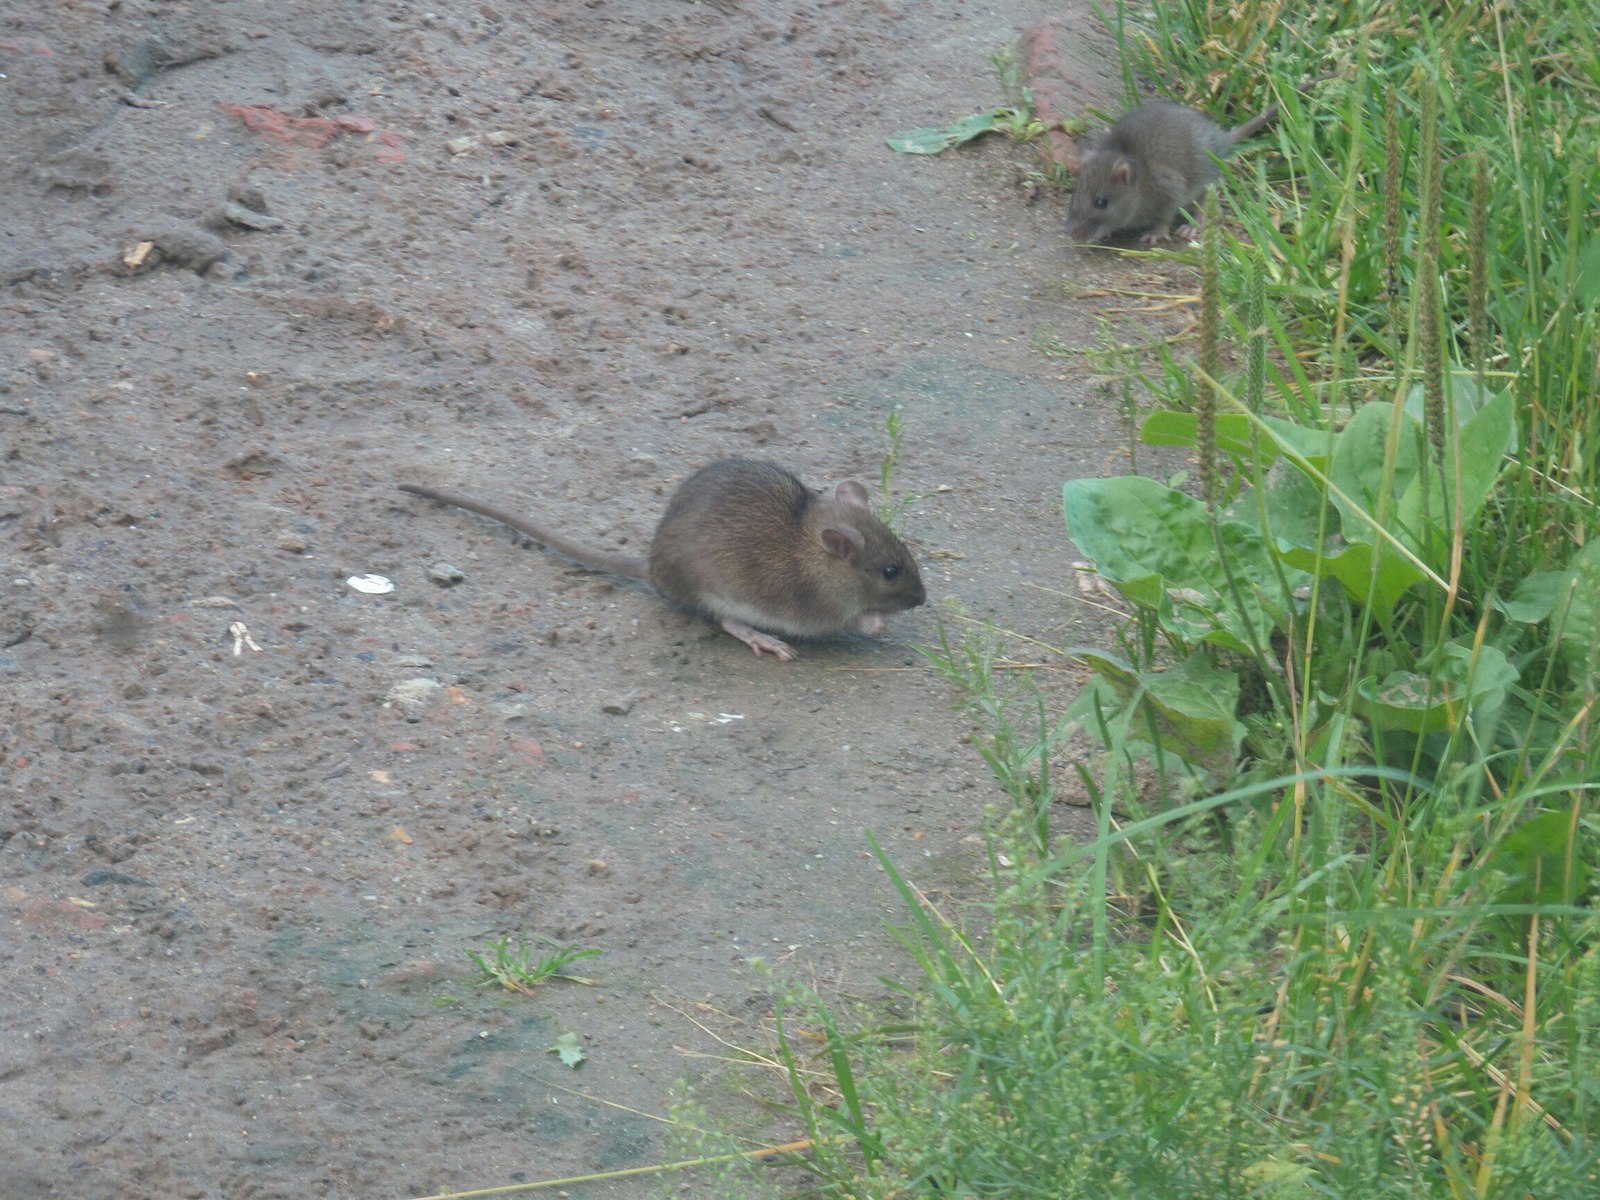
[1021,21,1079,170]
[219,103,406,163]
[19,897,110,932]
[0,36,54,57]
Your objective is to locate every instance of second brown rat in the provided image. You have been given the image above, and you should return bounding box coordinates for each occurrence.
[1064,98,1280,245]
[398,458,926,661]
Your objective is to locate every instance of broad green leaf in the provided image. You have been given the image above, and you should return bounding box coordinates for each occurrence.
[1241,460,1427,619]
[1359,670,1438,734]
[1401,369,1509,433]
[1141,652,1245,764]
[1258,414,1336,471]
[1572,233,1600,307]
[1358,642,1516,734]
[1487,546,1600,722]
[1064,476,1212,593]
[1278,537,1427,619]
[1395,386,1514,545]
[1425,639,1517,723]
[1494,570,1575,623]
[1497,809,1589,907]
[1140,411,1264,461]
[1248,461,1330,551]
[1140,410,1331,474]
[886,111,1007,154]
[1075,648,1244,768]
[1558,539,1600,683]
[1063,476,1298,653]
[1327,401,1423,546]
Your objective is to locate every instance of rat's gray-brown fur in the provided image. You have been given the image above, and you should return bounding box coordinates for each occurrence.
[1065,99,1279,245]
[399,459,925,661]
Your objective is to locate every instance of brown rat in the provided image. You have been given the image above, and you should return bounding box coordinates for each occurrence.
[398,458,926,661]
[1064,98,1280,245]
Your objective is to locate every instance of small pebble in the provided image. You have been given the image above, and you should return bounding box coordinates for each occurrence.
[427,562,465,587]
[276,530,308,553]
[146,223,228,272]
[228,184,270,211]
[81,870,153,888]
[387,678,443,708]
[221,201,284,231]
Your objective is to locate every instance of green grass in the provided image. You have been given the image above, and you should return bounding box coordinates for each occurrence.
[774,4,1600,1196]
[465,933,601,995]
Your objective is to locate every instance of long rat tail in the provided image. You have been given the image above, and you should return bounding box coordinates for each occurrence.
[1228,103,1280,143]
[1227,72,1339,144]
[398,484,650,580]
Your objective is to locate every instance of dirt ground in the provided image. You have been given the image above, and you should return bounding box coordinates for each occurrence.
[1,2,1146,1196]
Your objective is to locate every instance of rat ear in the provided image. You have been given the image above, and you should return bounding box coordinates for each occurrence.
[1110,156,1135,186]
[833,480,870,509]
[819,524,864,561]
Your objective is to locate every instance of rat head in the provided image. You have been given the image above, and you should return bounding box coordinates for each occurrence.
[1065,150,1142,243]
[814,480,926,633]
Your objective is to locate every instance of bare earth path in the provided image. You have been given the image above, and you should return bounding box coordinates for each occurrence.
[1,2,1132,1196]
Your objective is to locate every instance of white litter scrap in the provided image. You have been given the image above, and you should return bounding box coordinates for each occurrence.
[347,574,395,595]
[228,621,262,656]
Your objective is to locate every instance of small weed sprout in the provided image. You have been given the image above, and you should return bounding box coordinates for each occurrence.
[989,43,1046,143]
[876,410,927,527]
[466,934,601,995]
[990,43,1025,107]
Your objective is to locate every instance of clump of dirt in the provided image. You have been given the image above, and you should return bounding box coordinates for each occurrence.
[1,2,1129,1195]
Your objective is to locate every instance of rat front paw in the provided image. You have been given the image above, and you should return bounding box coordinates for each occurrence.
[720,617,798,661]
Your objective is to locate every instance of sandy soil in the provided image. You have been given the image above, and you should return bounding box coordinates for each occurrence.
[1,2,1142,1196]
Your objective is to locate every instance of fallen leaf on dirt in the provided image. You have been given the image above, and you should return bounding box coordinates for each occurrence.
[369,770,391,783]
[550,1031,586,1068]
[886,110,1010,154]
[446,686,469,705]
[390,826,413,845]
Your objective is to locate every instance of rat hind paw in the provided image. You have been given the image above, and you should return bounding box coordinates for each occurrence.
[720,617,798,661]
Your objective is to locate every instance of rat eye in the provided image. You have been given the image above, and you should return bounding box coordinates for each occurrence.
[881,563,901,582]
[1094,195,1109,210]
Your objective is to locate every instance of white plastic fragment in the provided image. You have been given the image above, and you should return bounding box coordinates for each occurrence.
[228,621,262,656]
[347,574,395,595]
